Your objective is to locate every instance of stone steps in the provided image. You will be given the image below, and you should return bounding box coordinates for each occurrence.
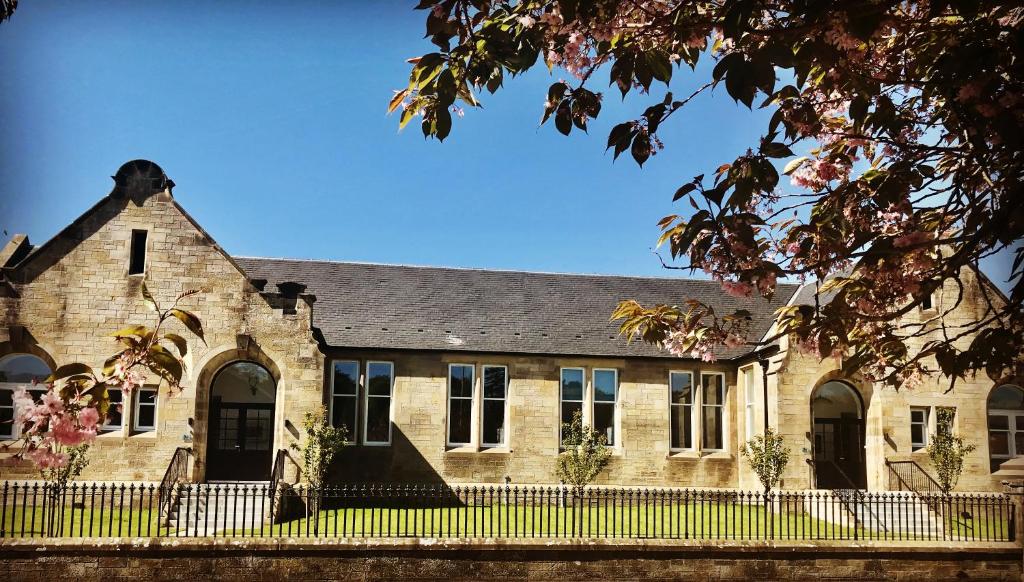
[166,483,272,534]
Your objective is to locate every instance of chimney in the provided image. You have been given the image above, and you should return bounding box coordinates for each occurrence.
[0,234,32,268]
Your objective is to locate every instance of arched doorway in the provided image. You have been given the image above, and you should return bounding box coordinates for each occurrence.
[811,380,866,489]
[206,361,276,481]
[987,384,1024,473]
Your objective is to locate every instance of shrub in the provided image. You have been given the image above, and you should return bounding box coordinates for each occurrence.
[555,410,611,496]
[741,427,790,494]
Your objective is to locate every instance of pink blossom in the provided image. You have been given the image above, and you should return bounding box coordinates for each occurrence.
[893,231,931,248]
[722,280,753,298]
[50,414,96,446]
[41,390,64,414]
[28,447,68,470]
[78,406,100,429]
[431,4,444,18]
[724,334,744,349]
[786,242,801,254]
[517,15,536,28]
[956,81,983,102]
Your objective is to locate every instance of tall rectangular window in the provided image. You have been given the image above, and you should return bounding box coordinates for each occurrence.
[134,388,158,432]
[560,368,585,443]
[364,361,393,445]
[330,360,359,435]
[129,230,147,275]
[101,389,124,432]
[448,364,474,445]
[910,406,929,451]
[743,366,756,440]
[701,373,725,451]
[670,371,694,450]
[0,389,13,439]
[482,365,507,446]
[592,369,618,446]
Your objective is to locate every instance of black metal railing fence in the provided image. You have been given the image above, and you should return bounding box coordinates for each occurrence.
[887,460,942,494]
[0,481,1015,542]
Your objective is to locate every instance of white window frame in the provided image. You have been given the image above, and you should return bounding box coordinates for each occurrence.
[559,367,586,444]
[446,363,476,447]
[328,360,360,437]
[700,372,727,453]
[481,365,509,448]
[742,366,757,441]
[100,388,124,432]
[910,406,929,451]
[362,361,394,446]
[0,354,52,440]
[133,387,158,432]
[591,368,619,447]
[669,370,695,452]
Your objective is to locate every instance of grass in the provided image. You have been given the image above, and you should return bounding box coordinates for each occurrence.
[2,505,168,538]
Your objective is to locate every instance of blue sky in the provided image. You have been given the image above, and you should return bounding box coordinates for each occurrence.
[0,1,1014,290]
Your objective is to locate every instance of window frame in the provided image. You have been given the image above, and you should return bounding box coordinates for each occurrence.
[669,370,695,452]
[446,363,476,447]
[362,360,394,446]
[481,364,509,448]
[133,387,158,433]
[742,365,757,441]
[559,367,586,444]
[700,371,727,453]
[591,368,619,447]
[0,354,54,440]
[100,388,125,433]
[910,406,929,451]
[328,360,360,438]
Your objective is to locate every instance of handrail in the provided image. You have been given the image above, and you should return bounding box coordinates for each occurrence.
[269,448,287,498]
[806,458,859,491]
[807,458,880,534]
[158,447,192,519]
[886,459,942,494]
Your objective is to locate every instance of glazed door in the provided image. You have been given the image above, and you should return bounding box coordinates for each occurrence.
[813,418,866,489]
[206,402,274,481]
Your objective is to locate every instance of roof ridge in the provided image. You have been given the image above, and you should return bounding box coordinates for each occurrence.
[232,254,803,287]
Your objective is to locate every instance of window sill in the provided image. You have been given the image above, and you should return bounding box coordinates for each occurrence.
[667,450,733,460]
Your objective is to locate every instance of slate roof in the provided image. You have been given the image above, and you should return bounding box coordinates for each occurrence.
[235,257,800,360]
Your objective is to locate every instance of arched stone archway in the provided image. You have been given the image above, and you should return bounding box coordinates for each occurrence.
[810,380,866,489]
[193,340,283,482]
[987,383,1024,473]
[205,361,277,481]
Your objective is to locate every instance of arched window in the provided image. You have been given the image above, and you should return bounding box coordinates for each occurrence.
[0,354,52,439]
[987,384,1024,473]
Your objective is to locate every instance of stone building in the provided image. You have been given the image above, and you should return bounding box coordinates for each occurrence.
[0,160,1019,492]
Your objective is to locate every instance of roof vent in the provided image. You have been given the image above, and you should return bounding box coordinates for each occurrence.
[111,160,173,200]
[276,281,306,315]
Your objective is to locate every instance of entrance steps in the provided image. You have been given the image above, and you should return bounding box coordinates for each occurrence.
[806,490,942,537]
[166,482,273,535]
[992,456,1024,479]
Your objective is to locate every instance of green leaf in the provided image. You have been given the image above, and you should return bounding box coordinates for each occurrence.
[141,283,158,311]
[783,157,808,175]
[673,183,697,201]
[162,333,188,357]
[630,134,651,167]
[48,363,95,382]
[760,142,794,158]
[148,344,183,384]
[169,308,206,343]
[108,325,151,338]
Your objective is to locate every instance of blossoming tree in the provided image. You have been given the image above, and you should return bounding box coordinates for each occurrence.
[9,285,204,473]
[393,1,1023,389]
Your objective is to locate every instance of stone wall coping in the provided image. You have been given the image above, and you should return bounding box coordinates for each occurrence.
[1,537,1019,556]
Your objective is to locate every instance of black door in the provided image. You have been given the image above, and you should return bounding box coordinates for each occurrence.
[813,417,866,489]
[207,399,274,481]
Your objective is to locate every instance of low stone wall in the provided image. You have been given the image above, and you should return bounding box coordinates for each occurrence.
[1,538,1021,581]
